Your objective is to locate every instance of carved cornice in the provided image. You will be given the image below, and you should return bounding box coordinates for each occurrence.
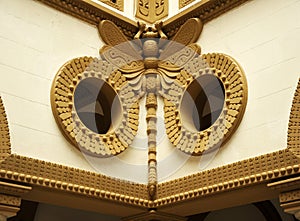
[36,0,137,39]
[10,86,300,210]
[0,154,149,208]
[163,0,251,38]
[37,0,251,39]
[0,96,10,162]
[156,149,300,208]
[0,151,299,210]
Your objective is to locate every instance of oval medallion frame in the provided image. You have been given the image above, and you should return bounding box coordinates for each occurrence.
[164,53,248,155]
[51,57,140,157]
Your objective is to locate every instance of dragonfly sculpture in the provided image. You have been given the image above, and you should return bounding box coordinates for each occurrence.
[98,18,206,198]
[51,18,247,200]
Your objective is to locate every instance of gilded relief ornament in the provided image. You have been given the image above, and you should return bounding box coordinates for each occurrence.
[51,16,247,200]
[135,0,168,24]
[98,18,205,198]
[51,16,248,158]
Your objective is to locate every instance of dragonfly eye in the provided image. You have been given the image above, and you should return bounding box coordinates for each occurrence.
[74,77,122,134]
[180,74,225,132]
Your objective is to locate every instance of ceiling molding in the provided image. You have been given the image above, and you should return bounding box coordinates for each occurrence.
[163,0,251,38]
[36,0,251,39]
[36,0,138,39]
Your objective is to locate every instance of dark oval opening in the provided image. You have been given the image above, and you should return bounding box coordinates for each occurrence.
[74,78,121,134]
[180,74,225,132]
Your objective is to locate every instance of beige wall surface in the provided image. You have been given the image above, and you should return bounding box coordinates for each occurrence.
[0,0,100,171]
[0,0,299,183]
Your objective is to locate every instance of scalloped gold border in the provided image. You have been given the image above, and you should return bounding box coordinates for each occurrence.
[164,53,247,155]
[51,57,140,156]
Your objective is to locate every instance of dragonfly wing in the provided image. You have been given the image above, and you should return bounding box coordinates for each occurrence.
[99,20,143,60]
[101,45,144,74]
[171,18,203,45]
[160,18,203,59]
[158,43,201,73]
[99,20,128,46]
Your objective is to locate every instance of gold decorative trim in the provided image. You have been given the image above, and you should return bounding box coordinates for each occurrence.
[179,0,196,9]
[47,18,300,211]
[36,0,137,39]
[164,53,247,155]
[288,78,300,157]
[156,149,300,207]
[163,0,250,39]
[51,57,140,156]
[0,97,10,162]
[37,0,250,40]
[1,4,300,217]
[270,78,300,219]
[99,0,123,11]
[0,154,149,207]
[1,81,300,211]
[0,151,299,210]
[153,80,300,207]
